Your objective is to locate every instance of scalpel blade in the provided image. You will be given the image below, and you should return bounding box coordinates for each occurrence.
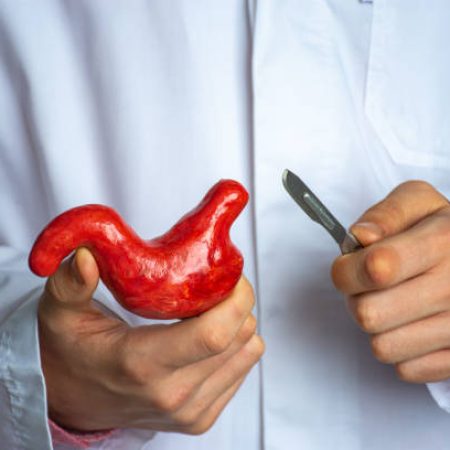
[282,169,361,254]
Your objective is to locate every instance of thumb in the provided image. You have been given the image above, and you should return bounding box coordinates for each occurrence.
[349,221,385,247]
[350,181,448,247]
[45,247,100,310]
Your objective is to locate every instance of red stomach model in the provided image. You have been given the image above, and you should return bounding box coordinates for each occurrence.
[29,180,248,319]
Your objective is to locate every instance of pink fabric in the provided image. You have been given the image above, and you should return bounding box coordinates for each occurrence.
[49,419,116,449]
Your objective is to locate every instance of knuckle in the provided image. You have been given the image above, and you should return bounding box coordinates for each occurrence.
[330,257,346,291]
[175,411,198,429]
[353,298,381,333]
[46,264,85,305]
[185,415,217,436]
[245,335,265,360]
[201,324,233,355]
[395,362,420,383]
[175,401,205,428]
[364,247,398,288]
[46,275,68,303]
[371,335,394,364]
[237,315,257,343]
[154,383,193,414]
[401,180,435,195]
[235,278,256,314]
[398,180,448,212]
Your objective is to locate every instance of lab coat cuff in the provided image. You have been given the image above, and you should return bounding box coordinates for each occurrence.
[49,419,117,449]
[0,288,53,450]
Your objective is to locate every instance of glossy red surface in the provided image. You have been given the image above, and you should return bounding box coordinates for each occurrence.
[28,180,249,319]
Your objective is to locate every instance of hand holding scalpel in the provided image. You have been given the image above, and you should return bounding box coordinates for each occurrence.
[282,169,361,254]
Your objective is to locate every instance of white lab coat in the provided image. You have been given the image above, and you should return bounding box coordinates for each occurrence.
[1,1,450,449]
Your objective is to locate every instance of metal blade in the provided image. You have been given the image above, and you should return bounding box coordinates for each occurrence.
[282,169,361,254]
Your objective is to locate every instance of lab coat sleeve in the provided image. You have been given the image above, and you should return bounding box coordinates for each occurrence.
[0,247,53,450]
[427,381,450,414]
[0,10,57,447]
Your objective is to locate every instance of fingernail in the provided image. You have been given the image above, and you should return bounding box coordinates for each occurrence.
[71,252,84,285]
[351,222,384,243]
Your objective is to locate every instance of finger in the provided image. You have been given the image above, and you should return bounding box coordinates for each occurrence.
[130,334,262,432]
[332,208,450,295]
[395,349,450,383]
[370,311,450,364]
[351,180,448,244]
[137,376,247,433]
[42,247,100,312]
[174,314,257,389]
[182,375,246,435]
[193,333,263,403]
[347,263,450,333]
[132,276,256,368]
[173,334,264,430]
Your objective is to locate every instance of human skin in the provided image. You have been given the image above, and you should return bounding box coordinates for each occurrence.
[332,181,450,383]
[38,248,264,433]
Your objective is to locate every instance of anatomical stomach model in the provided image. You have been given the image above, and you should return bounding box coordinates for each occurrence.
[29,180,249,319]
